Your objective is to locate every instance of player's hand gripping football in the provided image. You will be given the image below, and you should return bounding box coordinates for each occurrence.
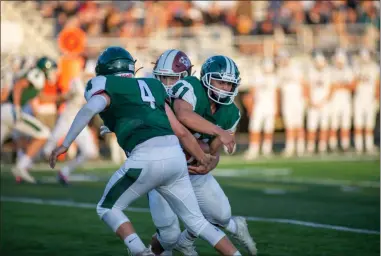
[49,145,69,169]
[189,153,216,175]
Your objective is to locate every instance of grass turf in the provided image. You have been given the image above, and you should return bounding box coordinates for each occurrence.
[1,156,379,255]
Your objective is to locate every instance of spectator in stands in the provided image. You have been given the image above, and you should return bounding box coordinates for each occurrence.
[358,2,380,29]
[258,13,275,35]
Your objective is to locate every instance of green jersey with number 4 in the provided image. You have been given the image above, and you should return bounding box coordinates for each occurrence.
[8,68,46,106]
[170,76,240,143]
[85,75,174,154]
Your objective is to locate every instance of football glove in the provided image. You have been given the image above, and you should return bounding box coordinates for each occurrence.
[99,125,112,137]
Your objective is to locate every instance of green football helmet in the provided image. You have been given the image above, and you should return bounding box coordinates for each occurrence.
[200,55,241,105]
[95,46,136,76]
[36,56,58,82]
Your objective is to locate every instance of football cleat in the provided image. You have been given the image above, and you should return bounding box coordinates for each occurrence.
[231,216,257,256]
[173,242,198,256]
[136,248,155,256]
[11,166,36,184]
[57,171,69,186]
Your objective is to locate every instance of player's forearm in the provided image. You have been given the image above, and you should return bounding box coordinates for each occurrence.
[1,88,10,103]
[62,95,107,148]
[209,153,220,171]
[177,109,223,137]
[177,127,206,164]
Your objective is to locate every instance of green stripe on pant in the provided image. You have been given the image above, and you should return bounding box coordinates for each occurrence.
[101,168,142,209]
[22,117,42,132]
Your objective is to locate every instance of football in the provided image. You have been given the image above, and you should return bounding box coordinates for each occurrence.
[184,140,210,166]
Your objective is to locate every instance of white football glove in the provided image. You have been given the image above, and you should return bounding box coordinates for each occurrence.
[99,125,112,137]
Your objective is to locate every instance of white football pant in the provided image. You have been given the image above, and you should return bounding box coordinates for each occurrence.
[96,136,226,251]
[148,172,232,249]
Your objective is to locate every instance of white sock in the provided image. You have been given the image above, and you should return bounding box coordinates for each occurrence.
[225,218,237,234]
[61,155,86,177]
[17,149,24,161]
[16,155,32,170]
[248,143,259,154]
[178,230,196,246]
[262,140,272,155]
[365,134,374,151]
[285,139,295,154]
[233,251,242,256]
[307,140,315,153]
[124,233,146,255]
[318,141,327,153]
[341,137,350,150]
[355,134,363,152]
[329,137,337,150]
[296,138,305,155]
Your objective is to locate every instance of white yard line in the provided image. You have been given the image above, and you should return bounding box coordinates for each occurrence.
[1,196,379,235]
[213,170,380,188]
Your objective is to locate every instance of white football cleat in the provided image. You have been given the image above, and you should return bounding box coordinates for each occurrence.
[12,166,36,184]
[231,216,257,255]
[136,248,155,256]
[244,149,258,160]
[174,242,198,256]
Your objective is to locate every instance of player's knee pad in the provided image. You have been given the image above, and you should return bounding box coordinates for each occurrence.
[206,200,231,228]
[96,204,130,232]
[156,218,181,250]
[35,126,50,140]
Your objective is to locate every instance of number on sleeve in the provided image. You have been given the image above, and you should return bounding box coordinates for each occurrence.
[138,80,156,109]
[84,76,107,102]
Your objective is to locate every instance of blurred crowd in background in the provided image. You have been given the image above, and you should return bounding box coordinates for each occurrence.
[1,0,380,164]
[38,1,379,38]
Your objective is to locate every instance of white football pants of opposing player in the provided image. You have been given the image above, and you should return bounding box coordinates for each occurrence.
[329,93,352,151]
[245,67,278,160]
[306,105,330,153]
[247,103,276,159]
[281,94,305,157]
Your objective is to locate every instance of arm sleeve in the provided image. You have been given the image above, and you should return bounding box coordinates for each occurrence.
[227,111,241,133]
[170,80,197,110]
[62,95,107,148]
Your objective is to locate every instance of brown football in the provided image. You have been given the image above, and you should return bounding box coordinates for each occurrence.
[184,140,210,166]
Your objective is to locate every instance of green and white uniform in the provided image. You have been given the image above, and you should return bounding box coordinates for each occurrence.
[88,75,225,249]
[149,75,241,231]
[84,75,174,155]
[170,76,240,142]
[1,67,50,145]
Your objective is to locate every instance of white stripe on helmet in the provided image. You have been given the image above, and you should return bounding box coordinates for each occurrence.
[163,50,179,70]
[228,57,235,74]
[224,56,231,74]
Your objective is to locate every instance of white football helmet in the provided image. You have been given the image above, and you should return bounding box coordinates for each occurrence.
[153,49,192,90]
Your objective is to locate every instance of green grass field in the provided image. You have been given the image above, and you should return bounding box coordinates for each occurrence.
[1,154,379,256]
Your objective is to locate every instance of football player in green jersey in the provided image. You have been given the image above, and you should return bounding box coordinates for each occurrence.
[149,55,257,255]
[1,57,58,183]
[49,47,242,256]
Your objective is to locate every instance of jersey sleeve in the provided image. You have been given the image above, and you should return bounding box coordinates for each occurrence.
[25,68,45,90]
[169,79,197,110]
[226,106,241,133]
[84,76,107,102]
